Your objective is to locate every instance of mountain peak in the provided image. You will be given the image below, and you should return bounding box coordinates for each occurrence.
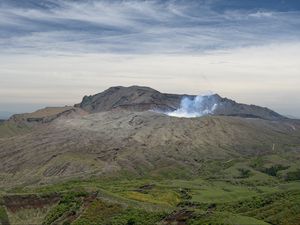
[76,85,185,113]
[75,86,285,120]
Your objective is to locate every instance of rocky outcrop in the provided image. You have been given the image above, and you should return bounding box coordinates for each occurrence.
[213,97,285,120]
[8,106,87,126]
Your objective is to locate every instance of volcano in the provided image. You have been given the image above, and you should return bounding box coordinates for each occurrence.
[1,86,300,225]
[0,86,299,187]
[75,86,285,120]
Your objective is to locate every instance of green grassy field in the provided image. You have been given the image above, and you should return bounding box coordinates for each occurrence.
[1,154,300,225]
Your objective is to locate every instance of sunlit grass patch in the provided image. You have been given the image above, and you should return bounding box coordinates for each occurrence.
[124,189,181,207]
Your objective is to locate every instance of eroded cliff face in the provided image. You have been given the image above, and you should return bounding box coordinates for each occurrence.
[3,194,60,213]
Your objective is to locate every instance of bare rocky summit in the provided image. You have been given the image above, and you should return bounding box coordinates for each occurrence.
[76,86,285,120]
[75,86,187,112]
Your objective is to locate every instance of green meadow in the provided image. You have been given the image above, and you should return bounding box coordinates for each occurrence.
[1,155,299,225]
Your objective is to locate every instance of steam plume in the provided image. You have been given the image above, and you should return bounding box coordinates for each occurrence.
[166,94,218,118]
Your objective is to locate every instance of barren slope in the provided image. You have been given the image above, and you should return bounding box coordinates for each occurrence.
[1,110,299,188]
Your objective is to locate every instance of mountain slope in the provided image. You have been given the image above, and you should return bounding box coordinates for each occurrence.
[0,110,299,187]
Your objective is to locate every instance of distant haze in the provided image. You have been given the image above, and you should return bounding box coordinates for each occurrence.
[0,111,14,120]
[0,0,299,118]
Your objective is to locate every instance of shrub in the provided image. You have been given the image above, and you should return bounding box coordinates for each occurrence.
[237,168,251,178]
[43,203,69,225]
[263,165,289,177]
[286,169,300,181]
[0,206,9,225]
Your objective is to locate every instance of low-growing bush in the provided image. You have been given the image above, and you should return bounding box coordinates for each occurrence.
[285,169,300,181]
[0,206,9,225]
[263,165,289,177]
[237,168,251,178]
[43,203,70,225]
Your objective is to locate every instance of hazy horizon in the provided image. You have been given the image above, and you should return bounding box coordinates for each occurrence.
[1,0,300,118]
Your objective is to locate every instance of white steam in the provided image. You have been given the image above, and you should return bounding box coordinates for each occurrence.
[166,94,218,118]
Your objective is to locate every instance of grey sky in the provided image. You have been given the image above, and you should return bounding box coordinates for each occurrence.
[0,0,299,118]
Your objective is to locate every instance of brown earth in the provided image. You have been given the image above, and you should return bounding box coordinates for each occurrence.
[3,194,60,213]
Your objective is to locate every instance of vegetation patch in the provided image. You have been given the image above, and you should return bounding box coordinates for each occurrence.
[72,199,122,225]
[237,168,252,179]
[43,191,88,225]
[286,169,300,181]
[0,205,9,225]
[216,190,300,225]
[188,211,270,225]
[262,165,289,177]
[124,189,180,207]
[73,198,165,225]
[1,154,300,225]
[109,208,166,225]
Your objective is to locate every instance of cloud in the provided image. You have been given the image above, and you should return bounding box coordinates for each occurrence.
[0,42,299,116]
[0,0,299,54]
[249,11,273,18]
[0,0,299,117]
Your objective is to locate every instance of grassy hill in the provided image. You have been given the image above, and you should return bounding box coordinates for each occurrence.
[1,172,299,225]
